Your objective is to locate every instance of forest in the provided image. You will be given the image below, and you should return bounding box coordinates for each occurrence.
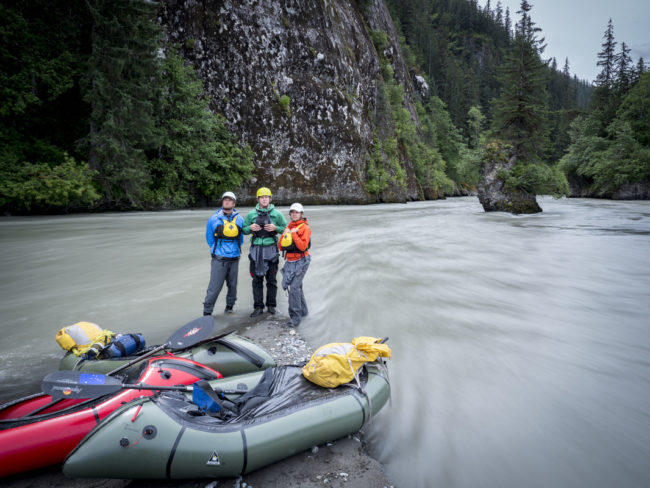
[1,0,648,213]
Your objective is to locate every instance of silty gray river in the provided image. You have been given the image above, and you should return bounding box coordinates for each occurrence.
[1,196,649,487]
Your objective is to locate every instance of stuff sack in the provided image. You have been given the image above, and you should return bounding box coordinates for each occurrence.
[56,322,115,357]
[302,336,391,388]
[100,333,146,359]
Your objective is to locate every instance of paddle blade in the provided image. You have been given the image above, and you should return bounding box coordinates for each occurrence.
[167,316,215,351]
[42,371,122,399]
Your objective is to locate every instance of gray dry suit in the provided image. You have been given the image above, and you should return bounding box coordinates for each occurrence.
[281,254,311,326]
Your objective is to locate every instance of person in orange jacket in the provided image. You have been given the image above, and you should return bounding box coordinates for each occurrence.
[278,203,311,327]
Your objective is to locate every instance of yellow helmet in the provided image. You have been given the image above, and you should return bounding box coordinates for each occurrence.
[256,187,272,198]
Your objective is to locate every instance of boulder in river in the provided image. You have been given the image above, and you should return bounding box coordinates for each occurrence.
[477,142,542,214]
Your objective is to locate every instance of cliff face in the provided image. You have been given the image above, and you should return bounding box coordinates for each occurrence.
[160,0,423,204]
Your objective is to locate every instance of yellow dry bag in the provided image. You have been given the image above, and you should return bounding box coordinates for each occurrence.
[55,322,115,356]
[302,336,391,388]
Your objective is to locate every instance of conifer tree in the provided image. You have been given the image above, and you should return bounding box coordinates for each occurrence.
[591,19,619,135]
[82,0,163,207]
[632,58,646,85]
[491,0,549,162]
[504,7,512,40]
[595,19,617,90]
[614,42,632,93]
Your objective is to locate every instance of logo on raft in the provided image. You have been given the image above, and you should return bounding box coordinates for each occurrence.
[206,451,221,466]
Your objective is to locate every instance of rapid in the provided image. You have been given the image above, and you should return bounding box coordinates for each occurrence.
[1,197,649,487]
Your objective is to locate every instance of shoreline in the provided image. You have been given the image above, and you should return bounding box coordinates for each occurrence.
[3,315,395,488]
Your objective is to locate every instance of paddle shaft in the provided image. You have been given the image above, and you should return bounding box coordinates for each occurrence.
[106,344,166,376]
[121,383,246,395]
[104,316,216,376]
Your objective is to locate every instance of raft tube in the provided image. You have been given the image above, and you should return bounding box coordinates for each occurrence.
[0,356,222,478]
[59,332,275,376]
[63,363,390,479]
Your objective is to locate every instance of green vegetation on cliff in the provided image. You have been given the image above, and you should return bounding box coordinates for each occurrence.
[0,0,253,213]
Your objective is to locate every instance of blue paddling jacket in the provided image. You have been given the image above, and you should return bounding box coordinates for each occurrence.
[205,209,244,258]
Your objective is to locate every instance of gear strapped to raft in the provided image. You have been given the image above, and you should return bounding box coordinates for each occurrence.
[56,322,115,357]
[101,333,146,359]
[56,322,146,361]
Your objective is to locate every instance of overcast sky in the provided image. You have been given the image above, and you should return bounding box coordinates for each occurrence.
[478,0,650,83]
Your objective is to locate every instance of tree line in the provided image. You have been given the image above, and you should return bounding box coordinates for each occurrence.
[0,0,253,214]
[2,1,648,214]
[559,19,650,196]
[385,0,648,198]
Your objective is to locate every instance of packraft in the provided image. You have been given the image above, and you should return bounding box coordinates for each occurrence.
[55,322,115,357]
[302,336,391,388]
[62,363,391,480]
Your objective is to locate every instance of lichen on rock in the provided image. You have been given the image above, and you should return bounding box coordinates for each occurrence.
[478,141,542,214]
[159,0,426,205]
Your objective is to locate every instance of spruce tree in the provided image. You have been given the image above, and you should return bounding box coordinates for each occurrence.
[591,19,619,135]
[614,42,632,94]
[82,0,163,208]
[491,0,549,163]
[595,19,617,89]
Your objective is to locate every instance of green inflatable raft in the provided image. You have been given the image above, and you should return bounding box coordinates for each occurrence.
[63,363,390,479]
[59,332,275,377]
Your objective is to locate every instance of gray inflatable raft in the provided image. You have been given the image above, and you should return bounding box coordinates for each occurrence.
[59,332,275,377]
[63,363,390,479]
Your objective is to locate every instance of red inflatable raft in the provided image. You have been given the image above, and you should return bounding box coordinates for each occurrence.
[0,355,222,478]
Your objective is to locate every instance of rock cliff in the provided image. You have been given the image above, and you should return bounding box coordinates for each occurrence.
[160,0,424,204]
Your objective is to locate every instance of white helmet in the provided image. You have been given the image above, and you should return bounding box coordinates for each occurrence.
[289,202,304,213]
[221,191,236,201]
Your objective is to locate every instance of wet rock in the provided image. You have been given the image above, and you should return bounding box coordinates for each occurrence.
[478,142,542,214]
[159,0,425,205]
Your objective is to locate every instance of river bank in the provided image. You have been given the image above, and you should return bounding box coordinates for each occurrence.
[2,314,396,488]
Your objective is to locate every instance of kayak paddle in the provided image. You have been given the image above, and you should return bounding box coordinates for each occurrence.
[106,316,219,376]
[42,370,247,400]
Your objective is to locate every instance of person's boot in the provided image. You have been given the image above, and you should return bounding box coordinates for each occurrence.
[250,308,264,318]
[203,312,212,316]
[224,305,233,314]
[267,306,276,315]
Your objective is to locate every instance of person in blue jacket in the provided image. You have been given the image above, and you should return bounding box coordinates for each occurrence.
[203,191,245,315]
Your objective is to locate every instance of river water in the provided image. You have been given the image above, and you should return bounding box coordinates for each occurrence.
[1,197,649,487]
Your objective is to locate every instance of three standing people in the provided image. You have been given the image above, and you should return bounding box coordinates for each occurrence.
[243,187,287,317]
[278,203,311,327]
[202,187,310,325]
[203,191,244,316]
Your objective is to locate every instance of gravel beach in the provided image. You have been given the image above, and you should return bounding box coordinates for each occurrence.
[2,315,395,488]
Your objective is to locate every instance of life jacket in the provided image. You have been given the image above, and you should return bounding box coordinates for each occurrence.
[213,214,241,253]
[302,336,391,388]
[253,211,276,239]
[55,322,115,357]
[279,223,311,255]
[100,333,146,359]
